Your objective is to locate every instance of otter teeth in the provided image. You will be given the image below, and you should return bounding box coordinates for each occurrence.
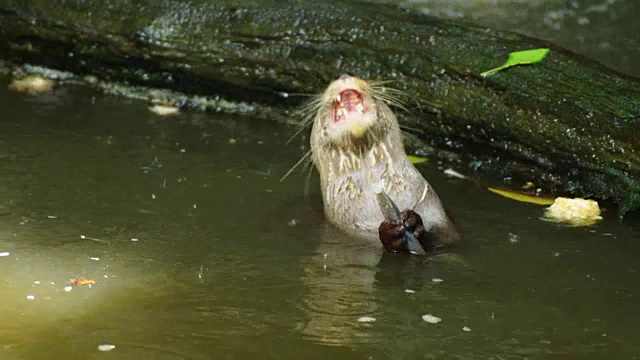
[336,95,341,102]
[339,107,346,120]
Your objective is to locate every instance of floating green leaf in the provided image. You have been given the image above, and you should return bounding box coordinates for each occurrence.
[408,155,428,164]
[481,48,550,77]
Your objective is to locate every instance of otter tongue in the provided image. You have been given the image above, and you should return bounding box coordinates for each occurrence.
[338,89,361,112]
[336,89,368,137]
[335,89,365,123]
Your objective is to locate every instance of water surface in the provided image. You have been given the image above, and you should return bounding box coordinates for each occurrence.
[0,80,638,359]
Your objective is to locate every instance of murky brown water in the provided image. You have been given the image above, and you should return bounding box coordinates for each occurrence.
[1,78,639,359]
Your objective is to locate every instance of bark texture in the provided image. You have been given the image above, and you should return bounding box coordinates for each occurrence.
[1,0,639,214]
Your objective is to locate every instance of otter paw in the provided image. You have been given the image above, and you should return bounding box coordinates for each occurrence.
[378,218,405,253]
[400,209,426,240]
[378,210,426,253]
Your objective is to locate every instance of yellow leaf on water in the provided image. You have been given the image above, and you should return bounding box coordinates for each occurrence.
[408,155,428,164]
[488,187,555,206]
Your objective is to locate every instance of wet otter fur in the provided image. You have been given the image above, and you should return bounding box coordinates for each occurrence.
[308,75,459,250]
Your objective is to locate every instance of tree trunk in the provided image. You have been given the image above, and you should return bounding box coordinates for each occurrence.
[1,0,639,214]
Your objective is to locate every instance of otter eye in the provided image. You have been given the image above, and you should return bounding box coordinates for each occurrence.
[336,73,354,80]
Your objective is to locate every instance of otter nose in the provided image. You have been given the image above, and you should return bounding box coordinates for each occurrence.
[336,73,354,80]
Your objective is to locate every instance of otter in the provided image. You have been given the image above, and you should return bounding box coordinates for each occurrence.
[309,74,460,252]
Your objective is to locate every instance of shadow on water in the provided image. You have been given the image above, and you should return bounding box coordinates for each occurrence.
[0,78,639,359]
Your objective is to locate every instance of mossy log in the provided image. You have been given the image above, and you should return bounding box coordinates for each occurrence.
[1,0,639,215]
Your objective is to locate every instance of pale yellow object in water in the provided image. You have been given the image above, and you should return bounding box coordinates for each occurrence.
[149,104,180,116]
[8,75,55,95]
[543,197,602,226]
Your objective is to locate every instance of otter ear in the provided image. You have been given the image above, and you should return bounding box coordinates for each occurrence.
[336,73,355,80]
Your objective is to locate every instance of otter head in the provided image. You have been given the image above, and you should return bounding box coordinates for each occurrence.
[307,74,408,181]
[311,74,396,152]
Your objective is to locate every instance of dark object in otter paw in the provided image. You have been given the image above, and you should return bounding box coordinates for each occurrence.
[378,209,427,254]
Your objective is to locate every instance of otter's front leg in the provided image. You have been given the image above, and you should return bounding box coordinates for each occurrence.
[378,210,427,254]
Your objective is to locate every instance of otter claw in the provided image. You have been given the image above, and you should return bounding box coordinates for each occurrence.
[378,209,427,255]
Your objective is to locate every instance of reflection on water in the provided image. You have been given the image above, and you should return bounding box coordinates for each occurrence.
[299,227,382,346]
[298,226,461,348]
[0,78,639,359]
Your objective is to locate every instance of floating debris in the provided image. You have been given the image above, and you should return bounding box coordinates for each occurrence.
[543,197,602,226]
[357,316,376,323]
[431,278,444,283]
[9,75,55,95]
[405,289,416,294]
[34,281,41,285]
[89,257,100,261]
[287,219,299,227]
[97,344,116,352]
[463,326,472,332]
[131,238,139,242]
[72,279,96,287]
[443,168,466,179]
[26,295,35,300]
[80,235,110,245]
[522,181,535,190]
[228,138,237,145]
[63,286,73,292]
[0,252,10,257]
[148,104,180,116]
[47,215,58,219]
[508,233,519,243]
[422,314,441,324]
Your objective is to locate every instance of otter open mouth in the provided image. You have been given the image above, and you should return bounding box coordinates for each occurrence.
[333,89,366,123]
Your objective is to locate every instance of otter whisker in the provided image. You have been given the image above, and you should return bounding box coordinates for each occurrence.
[283,92,318,98]
[295,97,323,117]
[370,83,404,96]
[375,95,408,112]
[399,124,424,133]
[280,149,313,182]
[377,92,408,105]
[368,79,400,87]
[301,152,315,172]
[371,86,405,95]
[303,159,315,197]
[286,111,317,144]
[286,122,311,145]
[371,85,409,112]
[287,95,324,144]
